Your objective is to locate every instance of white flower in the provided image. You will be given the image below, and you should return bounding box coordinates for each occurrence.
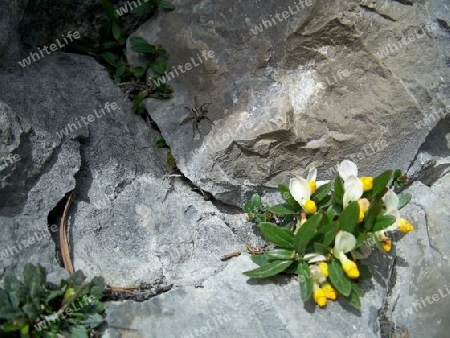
[304,253,327,263]
[382,189,414,234]
[289,174,317,214]
[343,175,364,208]
[333,231,360,279]
[383,189,399,212]
[337,160,358,181]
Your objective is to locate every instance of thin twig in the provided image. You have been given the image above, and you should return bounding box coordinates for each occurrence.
[60,191,75,274]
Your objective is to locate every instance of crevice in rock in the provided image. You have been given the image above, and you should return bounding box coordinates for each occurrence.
[359,5,396,22]
[378,256,398,338]
[391,0,413,6]
[73,134,94,204]
[423,211,444,261]
[403,115,450,190]
[437,18,450,34]
[101,278,173,302]
[46,190,74,267]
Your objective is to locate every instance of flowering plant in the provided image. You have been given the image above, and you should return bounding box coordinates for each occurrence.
[242,160,413,308]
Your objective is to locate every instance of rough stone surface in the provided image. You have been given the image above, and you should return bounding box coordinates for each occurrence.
[135,0,450,206]
[1,0,450,337]
[388,173,450,337]
[0,49,264,289]
[104,252,390,338]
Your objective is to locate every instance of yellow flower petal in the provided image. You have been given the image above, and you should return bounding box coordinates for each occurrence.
[322,284,337,300]
[309,181,317,194]
[342,259,360,279]
[398,219,414,234]
[382,238,392,252]
[318,262,329,277]
[313,288,327,307]
[360,177,373,191]
[358,209,365,223]
[304,200,317,214]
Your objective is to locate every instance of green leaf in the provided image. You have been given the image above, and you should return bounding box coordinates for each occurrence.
[133,66,146,78]
[130,2,154,13]
[294,213,321,255]
[156,138,167,148]
[101,0,117,21]
[258,222,295,249]
[281,214,295,227]
[368,233,384,251]
[297,262,313,301]
[88,277,106,299]
[339,201,360,233]
[100,40,122,50]
[268,204,298,215]
[111,21,121,41]
[243,260,293,278]
[277,184,298,208]
[341,288,361,309]
[313,242,329,255]
[22,303,38,319]
[371,170,393,197]
[265,249,294,260]
[242,193,262,213]
[150,59,169,75]
[328,259,351,297]
[70,325,89,338]
[0,289,16,319]
[371,214,396,232]
[364,198,382,231]
[100,52,119,67]
[69,270,87,290]
[333,177,344,205]
[250,254,271,267]
[359,265,372,278]
[351,283,364,297]
[132,90,148,115]
[130,36,156,54]
[397,193,412,210]
[4,276,27,308]
[312,181,332,202]
[158,0,176,11]
[80,313,103,326]
[322,221,339,247]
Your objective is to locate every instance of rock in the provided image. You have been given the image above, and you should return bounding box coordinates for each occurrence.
[104,253,389,338]
[132,0,450,206]
[0,48,265,289]
[386,173,450,337]
[0,0,26,61]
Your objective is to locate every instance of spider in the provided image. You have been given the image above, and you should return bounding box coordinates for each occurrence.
[180,96,215,136]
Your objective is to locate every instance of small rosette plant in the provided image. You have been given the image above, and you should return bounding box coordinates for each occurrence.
[242,160,413,309]
[0,264,106,337]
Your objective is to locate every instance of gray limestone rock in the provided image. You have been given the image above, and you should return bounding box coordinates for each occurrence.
[387,173,450,337]
[131,0,450,206]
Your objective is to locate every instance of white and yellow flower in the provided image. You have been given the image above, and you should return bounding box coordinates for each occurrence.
[337,160,373,206]
[289,168,319,214]
[310,263,337,306]
[382,189,414,234]
[332,231,360,279]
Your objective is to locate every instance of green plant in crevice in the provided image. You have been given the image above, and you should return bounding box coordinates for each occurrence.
[67,0,174,112]
[242,160,414,309]
[0,263,105,337]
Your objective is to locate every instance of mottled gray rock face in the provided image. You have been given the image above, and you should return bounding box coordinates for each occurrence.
[104,253,387,338]
[0,48,264,289]
[1,1,450,337]
[0,0,27,61]
[135,0,450,205]
[388,174,450,337]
